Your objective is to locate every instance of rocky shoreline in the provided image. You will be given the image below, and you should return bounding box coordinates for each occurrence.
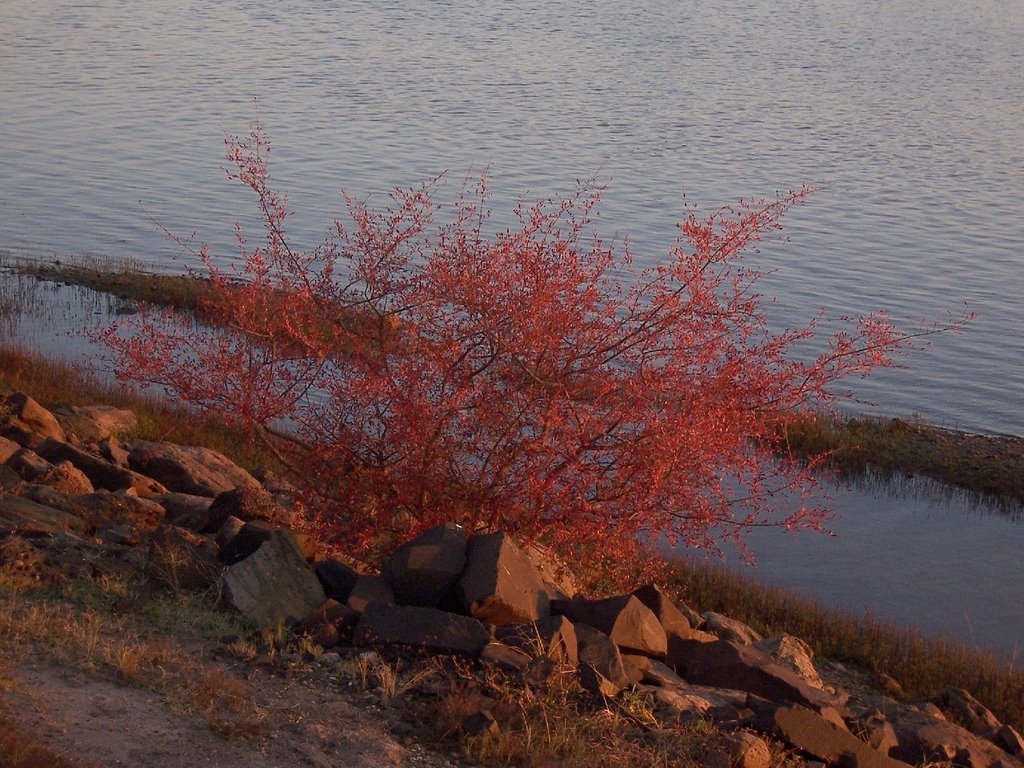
[3,389,1024,768]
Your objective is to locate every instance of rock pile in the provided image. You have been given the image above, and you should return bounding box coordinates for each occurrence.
[2,390,1023,768]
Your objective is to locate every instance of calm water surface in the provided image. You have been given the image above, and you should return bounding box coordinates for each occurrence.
[2,1,1023,653]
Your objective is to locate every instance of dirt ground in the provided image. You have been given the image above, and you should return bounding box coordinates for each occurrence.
[0,658,465,768]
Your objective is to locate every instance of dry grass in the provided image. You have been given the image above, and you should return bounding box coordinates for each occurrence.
[665,556,1024,733]
[0,714,82,768]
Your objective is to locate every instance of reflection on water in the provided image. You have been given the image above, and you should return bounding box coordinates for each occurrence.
[3,267,1022,658]
[679,470,1024,659]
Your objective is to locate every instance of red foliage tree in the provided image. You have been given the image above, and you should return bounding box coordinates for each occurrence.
[96,125,962,561]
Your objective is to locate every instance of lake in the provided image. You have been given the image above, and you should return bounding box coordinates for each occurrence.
[1,0,1022,654]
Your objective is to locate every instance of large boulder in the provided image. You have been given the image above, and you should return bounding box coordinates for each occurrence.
[203,485,289,533]
[702,611,763,645]
[382,523,468,607]
[34,437,166,498]
[632,583,700,633]
[1,392,65,444]
[0,435,20,463]
[36,460,94,495]
[220,529,326,626]
[157,492,214,531]
[772,705,912,768]
[495,615,579,666]
[0,493,85,536]
[456,532,549,625]
[21,485,165,534]
[574,622,629,697]
[353,603,491,656]
[53,405,138,443]
[552,594,667,657]
[127,441,258,497]
[315,558,361,603]
[668,638,844,711]
[754,634,825,691]
[889,707,1024,768]
[935,687,1003,738]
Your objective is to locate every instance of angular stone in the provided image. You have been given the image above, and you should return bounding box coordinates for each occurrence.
[457,532,549,626]
[722,731,773,768]
[523,542,579,600]
[353,603,491,656]
[0,435,20,463]
[97,436,131,469]
[772,705,913,768]
[495,615,578,665]
[552,594,667,657]
[158,492,214,531]
[217,520,277,565]
[754,634,825,690]
[220,530,326,626]
[214,515,246,550]
[936,687,1003,737]
[992,725,1024,756]
[668,638,844,711]
[0,464,21,491]
[315,558,360,603]
[890,707,1024,768]
[2,392,65,442]
[859,713,900,756]
[36,460,94,495]
[382,522,468,607]
[575,622,629,697]
[621,653,653,685]
[633,583,699,633]
[346,574,396,614]
[21,485,165,534]
[7,448,51,480]
[480,642,532,672]
[702,611,763,645]
[53,405,137,442]
[204,485,288,533]
[34,438,166,498]
[127,441,258,497]
[0,494,85,536]
[146,526,223,590]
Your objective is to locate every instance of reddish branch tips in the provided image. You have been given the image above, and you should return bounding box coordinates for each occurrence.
[95,125,964,560]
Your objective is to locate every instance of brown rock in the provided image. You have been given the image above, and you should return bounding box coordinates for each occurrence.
[754,634,825,690]
[457,532,549,626]
[633,583,699,633]
[127,441,258,497]
[936,687,1003,737]
[2,392,65,443]
[0,435,20,463]
[702,611,763,645]
[621,653,653,685]
[890,707,1024,768]
[668,638,845,711]
[34,437,166,498]
[575,622,629,698]
[480,642,533,672]
[353,603,491,656]
[382,522,468,607]
[158,492,214,531]
[7,448,51,480]
[146,526,223,591]
[21,485,165,533]
[552,594,667,657]
[204,485,288,533]
[217,520,277,565]
[53,405,137,443]
[722,731,773,768]
[0,493,85,537]
[772,705,912,768]
[213,515,246,550]
[495,615,578,665]
[992,725,1024,757]
[523,541,579,600]
[36,460,94,495]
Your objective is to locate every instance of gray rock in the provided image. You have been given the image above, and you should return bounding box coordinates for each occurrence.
[353,603,491,656]
[217,520,277,565]
[158,492,214,531]
[346,574,396,614]
[480,641,533,672]
[382,522,468,607]
[204,485,287,533]
[314,558,360,603]
[127,441,257,497]
[220,529,326,626]
[457,532,549,626]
